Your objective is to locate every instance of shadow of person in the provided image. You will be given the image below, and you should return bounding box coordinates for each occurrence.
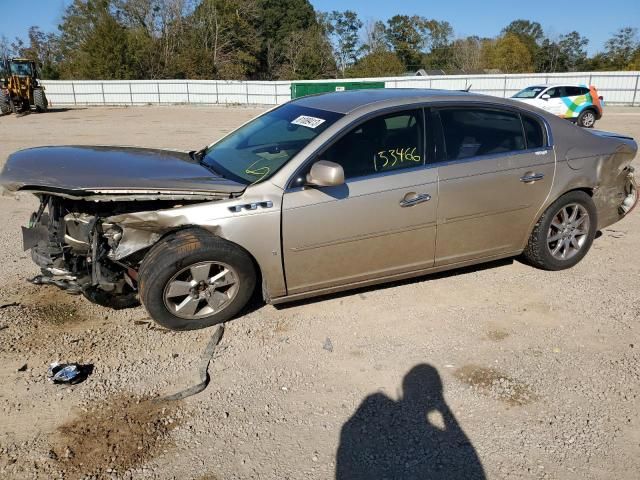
[336,364,485,480]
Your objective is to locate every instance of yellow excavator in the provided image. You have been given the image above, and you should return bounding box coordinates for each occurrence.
[1,58,48,115]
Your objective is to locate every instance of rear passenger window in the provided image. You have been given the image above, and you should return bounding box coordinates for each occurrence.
[564,86,586,97]
[438,108,525,161]
[522,115,545,149]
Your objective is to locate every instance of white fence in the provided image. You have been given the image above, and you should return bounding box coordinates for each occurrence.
[41,71,640,107]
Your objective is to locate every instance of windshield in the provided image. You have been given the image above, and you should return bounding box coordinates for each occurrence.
[512,86,547,99]
[10,62,33,76]
[202,104,343,185]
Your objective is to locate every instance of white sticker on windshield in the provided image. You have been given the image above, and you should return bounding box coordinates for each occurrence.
[291,115,326,129]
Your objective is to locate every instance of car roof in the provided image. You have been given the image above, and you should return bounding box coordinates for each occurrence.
[525,84,588,89]
[291,88,477,114]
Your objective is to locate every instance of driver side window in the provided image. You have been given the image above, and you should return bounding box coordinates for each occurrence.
[321,109,425,179]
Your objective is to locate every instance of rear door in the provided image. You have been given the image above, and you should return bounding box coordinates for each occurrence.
[432,106,555,266]
[281,108,438,295]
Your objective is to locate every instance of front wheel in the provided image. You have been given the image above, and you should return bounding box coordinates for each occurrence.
[138,229,256,331]
[522,191,597,271]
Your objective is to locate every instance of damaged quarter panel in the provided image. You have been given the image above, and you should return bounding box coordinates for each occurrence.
[538,116,638,235]
[107,180,287,298]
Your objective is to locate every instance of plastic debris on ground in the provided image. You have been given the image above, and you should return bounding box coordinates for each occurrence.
[47,362,93,385]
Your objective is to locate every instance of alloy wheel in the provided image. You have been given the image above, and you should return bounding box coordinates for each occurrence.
[163,261,239,320]
[546,203,590,260]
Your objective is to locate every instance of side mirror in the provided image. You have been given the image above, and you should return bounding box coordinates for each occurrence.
[306,160,345,187]
[541,94,551,101]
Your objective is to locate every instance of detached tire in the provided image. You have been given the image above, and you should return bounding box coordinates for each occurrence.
[577,108,596,128]
[138,229,256,331]
[34,88,48,112]
[522,191,597,271]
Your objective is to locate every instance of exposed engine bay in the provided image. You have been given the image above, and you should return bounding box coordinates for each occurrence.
[24,195,202,306]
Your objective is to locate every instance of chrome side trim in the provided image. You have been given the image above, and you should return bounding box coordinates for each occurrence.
[228,200,273,213]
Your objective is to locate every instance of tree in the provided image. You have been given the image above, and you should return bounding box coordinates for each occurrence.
[449,36,483,72]
[179,0,261,79]
[12,26,62,78]
[324,10,363,76]
[278,26,336,79]
[346,50,404,78]
[115,0,190,78]
[501,19,543,65]
[362,20,388,54]
[255,0,317,79]
[385,15,429,69]
[484,33,533,73]
[0,35,14,60]
[603,27,639,69]
[423,20,453,69]
[536,31,589,72]
[501,19,543,47]
[57,0,126,78]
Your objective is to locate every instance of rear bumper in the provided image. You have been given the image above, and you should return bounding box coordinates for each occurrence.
[620,167,638,216]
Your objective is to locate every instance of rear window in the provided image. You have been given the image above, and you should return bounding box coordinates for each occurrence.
[522,115,545,149]
[438,108,525,161]
[565,86,589,97]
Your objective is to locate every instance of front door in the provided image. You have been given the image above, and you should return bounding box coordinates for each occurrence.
[433,107,555,266]
[282,108,438,295]
[541,86,568,116]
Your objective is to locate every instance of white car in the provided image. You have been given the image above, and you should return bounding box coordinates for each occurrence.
[512,84,604,128]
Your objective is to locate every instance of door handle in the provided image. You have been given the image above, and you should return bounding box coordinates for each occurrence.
[520,172,545,183]
[400,192,431,207]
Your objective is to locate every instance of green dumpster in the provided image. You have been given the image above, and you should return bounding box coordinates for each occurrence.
[290,81,386,99]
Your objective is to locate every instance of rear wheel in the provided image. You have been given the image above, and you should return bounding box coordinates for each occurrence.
[138,229,256,331]
[34,88,48,112]
[577,109,596,128]
[522,191,597,270]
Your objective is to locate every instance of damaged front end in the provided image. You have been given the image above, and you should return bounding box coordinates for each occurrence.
[23,195,198,306]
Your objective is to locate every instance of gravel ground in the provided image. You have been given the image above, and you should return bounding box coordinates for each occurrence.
[0,105,639,480]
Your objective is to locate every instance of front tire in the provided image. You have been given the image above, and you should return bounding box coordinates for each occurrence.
[34,88,48,112]
[0,91,10,114]
[577,109,596,128]
[138,229,256,331]
[522,191,597,271]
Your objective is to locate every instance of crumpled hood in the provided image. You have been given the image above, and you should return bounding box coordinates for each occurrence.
[0,145,246,198]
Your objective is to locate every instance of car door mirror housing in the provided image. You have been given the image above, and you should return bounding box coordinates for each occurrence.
[541,94,551,100]
[306,160,345,187]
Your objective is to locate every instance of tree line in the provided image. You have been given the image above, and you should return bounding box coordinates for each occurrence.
[1,0,639,80]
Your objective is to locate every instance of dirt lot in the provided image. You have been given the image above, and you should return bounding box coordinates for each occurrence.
[0,105,639,480]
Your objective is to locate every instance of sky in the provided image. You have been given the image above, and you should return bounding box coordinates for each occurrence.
[0,0,638,55]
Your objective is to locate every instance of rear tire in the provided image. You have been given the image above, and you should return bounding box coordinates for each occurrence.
[34,88,48,112]
[577,109,596,128]
[522,191,597,271]
[0,92,10,114]
[138,229,256,331]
